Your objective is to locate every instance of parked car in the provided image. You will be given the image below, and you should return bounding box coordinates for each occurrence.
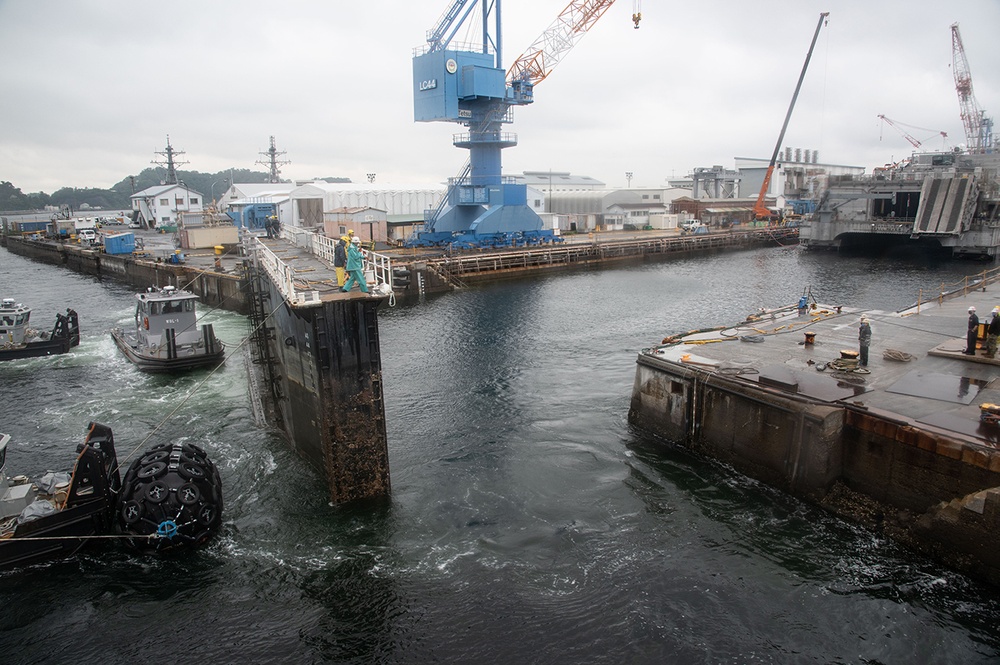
[78,228,98,244]
[680,221,708,235]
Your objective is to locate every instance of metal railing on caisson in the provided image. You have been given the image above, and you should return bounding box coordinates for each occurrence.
[425,228,798,278]
[268,225,395,292]
[248,232,322,306]
[241,238,285,427]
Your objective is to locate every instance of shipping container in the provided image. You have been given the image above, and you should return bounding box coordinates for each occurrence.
[103,232,136,255]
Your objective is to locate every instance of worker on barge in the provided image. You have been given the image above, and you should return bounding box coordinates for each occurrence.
[986,307,1000,358]
[965,306,979,355]
[858,315,872,367]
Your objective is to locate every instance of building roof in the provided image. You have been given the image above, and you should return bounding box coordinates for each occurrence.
[132,183,200,199]
[515,171,606,189]
[291,182,444,196]
[327,206,387,214]
[230,183,297,196]
[228,194,291,206]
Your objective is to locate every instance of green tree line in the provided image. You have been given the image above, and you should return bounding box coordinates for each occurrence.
[0,169,351,213]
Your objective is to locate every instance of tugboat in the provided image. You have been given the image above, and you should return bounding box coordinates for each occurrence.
[111,285,225,372]
[0,423,121,570]
[0,422,225,570]
[0,298,80,361]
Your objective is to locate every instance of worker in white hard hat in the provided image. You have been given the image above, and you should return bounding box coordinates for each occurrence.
[341,235,369,294]
[965,306,979,355]
[858,315,872,367]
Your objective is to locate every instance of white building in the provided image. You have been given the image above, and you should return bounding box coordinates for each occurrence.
[545,187,690,232]
[290,182,445,229]
[218,183,298,228]
[131,184,204,229]
[735,151,865,211]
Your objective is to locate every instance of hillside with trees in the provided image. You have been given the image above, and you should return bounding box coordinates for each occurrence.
[0,169,352,213]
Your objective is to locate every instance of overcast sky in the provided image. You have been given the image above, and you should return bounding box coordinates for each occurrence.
[1,0,998,194]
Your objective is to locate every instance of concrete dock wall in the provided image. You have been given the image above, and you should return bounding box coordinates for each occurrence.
[386,228,798,296]
[629,355,844,502]
[5,236,248,314]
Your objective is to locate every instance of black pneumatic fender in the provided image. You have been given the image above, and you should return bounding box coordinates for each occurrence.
[116,441,223,551]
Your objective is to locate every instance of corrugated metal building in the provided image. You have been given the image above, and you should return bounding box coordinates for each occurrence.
[290,182,445,230]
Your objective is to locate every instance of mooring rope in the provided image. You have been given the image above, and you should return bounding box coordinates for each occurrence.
[113,297,286,473]
[0,532,160,542]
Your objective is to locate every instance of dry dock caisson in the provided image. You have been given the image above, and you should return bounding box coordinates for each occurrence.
[628,278,1000,586]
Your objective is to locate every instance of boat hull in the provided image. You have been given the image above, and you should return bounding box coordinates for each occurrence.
[0,309,80,362]
[0,498,115,570]
[111,328,225,372]
[0,422,120,570]
[0,337,78,361]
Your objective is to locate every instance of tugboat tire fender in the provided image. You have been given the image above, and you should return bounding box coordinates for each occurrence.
[137,461,167,479]
[177,483,201,506]
[140,450,170,466]
[197,504,216,526]
[178,463,205,481]
[121,500,143,525]
[144,481,169,503]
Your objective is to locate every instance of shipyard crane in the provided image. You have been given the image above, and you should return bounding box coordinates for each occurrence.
[411,0,624,248]
[753,12,828,222]
[951,23,994,153]
[877,115,947,150]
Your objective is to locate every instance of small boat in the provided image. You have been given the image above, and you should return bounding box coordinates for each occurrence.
[0,423,121,570]
[0,422,225,570]
[111,285,225,372]
[0,298,80,361]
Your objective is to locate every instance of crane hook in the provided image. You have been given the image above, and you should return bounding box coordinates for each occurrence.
[632,12,641,29]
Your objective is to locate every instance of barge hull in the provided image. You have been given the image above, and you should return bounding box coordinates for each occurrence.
[628,296,1000,586]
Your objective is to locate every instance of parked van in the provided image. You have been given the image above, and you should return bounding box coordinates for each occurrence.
[78,228,98,244]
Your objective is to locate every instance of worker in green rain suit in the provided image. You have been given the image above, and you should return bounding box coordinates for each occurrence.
[341,236,369,293]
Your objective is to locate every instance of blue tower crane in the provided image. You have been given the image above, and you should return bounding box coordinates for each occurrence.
[410,0,620,248]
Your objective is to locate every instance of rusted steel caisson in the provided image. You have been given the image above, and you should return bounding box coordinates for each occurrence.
[244,234,390,504]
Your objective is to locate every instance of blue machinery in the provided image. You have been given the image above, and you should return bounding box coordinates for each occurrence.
[409,0,623,249]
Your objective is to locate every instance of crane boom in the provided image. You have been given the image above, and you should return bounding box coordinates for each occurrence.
[412,0,629,247]
[426,0,476,52]
[753,12,829,221]
[878,115,922,149]
[951,23,993,152]
[878,115,947,150]
[507,0,618,87]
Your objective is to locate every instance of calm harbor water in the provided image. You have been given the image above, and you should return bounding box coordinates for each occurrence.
[1,244,999,663]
